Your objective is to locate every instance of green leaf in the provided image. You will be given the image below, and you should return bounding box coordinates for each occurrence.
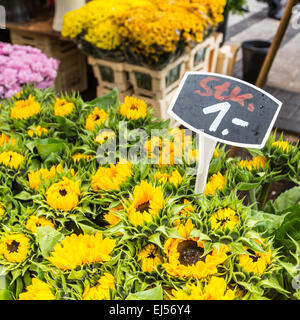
[77,222,101,235]
[259,277,290,295]
[228,242,248,255]
[126,285,163,300]
[36,226,64,258]
[36,138,69,161]
[236,181,261,191]
[68,270,87,281]
[89,88,118,109]
[0,289,13,300]
[14,191,32,201]
[148,233,163,250]
[189,229,211,241]
[273,187,300,213]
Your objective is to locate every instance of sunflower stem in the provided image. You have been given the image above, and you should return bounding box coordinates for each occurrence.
[248,189,258,210]
[258,183,271,211]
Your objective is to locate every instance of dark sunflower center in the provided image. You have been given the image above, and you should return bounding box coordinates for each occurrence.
[148,252,156,259]
[136,201,150,213]
[36,223,41,227]
[130,104,139,111]
[59,189,67,197]
[247,249,259,262]
[216,217,230,226]
[94,114,100,121]
[177,240,205,266]
[7,240,20,253]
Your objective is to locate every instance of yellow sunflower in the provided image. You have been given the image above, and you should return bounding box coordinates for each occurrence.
[239,156,267,171]
[91,162,132,191]
[104,205,123,226]
[0,204,5,218]
[26,215,55,234]
[82,273,115,300]
[72,153,94,163]
[48,233,116,270]
[204,172,226,196]
[0,151,25,170]
[138,244,163,272]
[85,107,108,131]
[210,208,240,231]
[120,96,147,120]
[10,95,41,120]
[27,126,48,137]
[239,247,272,275]
[95,130,115,145]
[19,278,55,300]
[46,177,80,212]
[0,133,17,146]
[271,140,290,153]
[54,98,75,117]
[153,169,183,187]
[171,276,235,300]
[179,199,194,217]
[163,220,229,279]
[0,233,30,263]
[127,180,165,226]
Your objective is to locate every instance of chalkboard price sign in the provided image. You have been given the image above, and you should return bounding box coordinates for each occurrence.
[168,72,282,148]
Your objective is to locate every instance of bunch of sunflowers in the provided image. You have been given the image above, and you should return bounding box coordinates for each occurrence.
[0,85,299,300]
[61,0,226,67]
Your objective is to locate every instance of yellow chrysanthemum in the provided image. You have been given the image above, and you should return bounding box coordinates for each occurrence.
[10,95,41,120]
[19,278,55,300]
[210,208,240,231]
[95,130,115,145]
[171,277,235,300]
[120,96,147,120]
[272,140,290,153]
[85,107,108,131]
[28,164,73,191]
[54,98,75,117]
[48,233,116,270]
[204,172,226,196]
[46,177,80,212]
[138,244,163,272]
[0,133,17,146]
[91,162,132,191]
[104,205,123,226]
[26,215,55,234]
[239,247,272,275]
[0,151,25,170]
[82,273,115,300]
[239,156,268,171]
[163,220,228,279]
[72,153,94,163]
[27,126,48,137]
[153,169,183,187]
[127,180,165,226]
[0,233,30,263]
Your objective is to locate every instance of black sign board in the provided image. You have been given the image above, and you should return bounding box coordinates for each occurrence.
[168,72,282,148]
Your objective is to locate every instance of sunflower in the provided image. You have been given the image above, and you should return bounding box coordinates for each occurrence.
[213,149,219,158]
[153,169,183,187]
[238,156,268,171]
[10,95,41,120]
[170,276,235,300]
[0,204,5,218]
[82,273,115,300]
[19,278,55,300]
[104,205,123,226]
[95,130,116,145]
[0,151,25,170]
[271,140,290,153]
[48,233,116,270]
[0,133,17,146]
[46,177,80,212]
[72,153,94,163]
[26,215,55,234]
[91,162,132,191]
[120,96,147,120]
[27,126,48,137]
[85,107,108,131]
[238,247,272,275]
[0,233,30,263]
[127,180,165,226]
[54,98,75,117]
[210,208,240,231]
[138,244,163,272]
[204,172,225,196]
[178,199,194,217]
[163,220,228,279]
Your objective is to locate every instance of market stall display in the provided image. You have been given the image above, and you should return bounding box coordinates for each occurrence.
[0,86,299,300]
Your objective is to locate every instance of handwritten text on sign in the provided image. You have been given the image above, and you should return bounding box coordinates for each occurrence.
[169,73,282,148]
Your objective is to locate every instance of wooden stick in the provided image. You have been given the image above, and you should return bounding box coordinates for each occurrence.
[255,0,298,88]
